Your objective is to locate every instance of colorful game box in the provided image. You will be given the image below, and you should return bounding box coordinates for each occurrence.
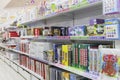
[103,0,120,15]
[105,18,120,39]
[87,24,105,36]
[99,48,120,79]
[69,25,86,36]
[88,48,100,75]
[89,19,105,25]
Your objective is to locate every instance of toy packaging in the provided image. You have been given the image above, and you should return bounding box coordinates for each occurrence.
[71,43,89,70]
[68,27,75,36]
[70,0,88,9]
[86,25,95,36]
[62,72,70,80]
[74,26,87,36]
[57,0,69,12]
[79,44,89,71]
[62,0,69,11]
[45,65,50,80]
[30,59,35,72]
[27,28,34,36]
[50,1,57,14]
[51,27,61,36]
[71,43,78,67]
[29,42,53,60]
[87,24,105,36]
[103,0,120,15]
[35,61,40,74]
[72,43,79,67]
[44,0,51,16]
[60,27,68,36]
[89,19,105,25]
[99,48,120,79]
[33,28,43,37]
[68,46,73,66]
[51,26,68,36]
[105,18,120,39]
[53,44,62,63]
[69,25,86,36]
[38,0,46,17]
[42,27,49,36]
[88,48,100,75]
[62,45,71,66]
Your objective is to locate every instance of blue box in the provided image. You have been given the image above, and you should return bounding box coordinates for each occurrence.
[105,18,120,40]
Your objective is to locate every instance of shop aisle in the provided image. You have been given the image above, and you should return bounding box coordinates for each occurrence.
[0,59,25,80]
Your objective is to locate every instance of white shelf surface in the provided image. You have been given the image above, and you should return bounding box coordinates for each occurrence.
[20,36,35,39]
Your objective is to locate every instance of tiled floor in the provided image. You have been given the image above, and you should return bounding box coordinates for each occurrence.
[0,59,25,80]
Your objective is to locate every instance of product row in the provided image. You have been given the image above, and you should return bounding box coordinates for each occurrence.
[4,18,120,40]
[10,40,120,79]
[17,0,100,23]
[3,51,91,80]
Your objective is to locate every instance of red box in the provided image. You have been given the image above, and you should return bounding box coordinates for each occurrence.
[33,28,42,36]
[9,31,19,37]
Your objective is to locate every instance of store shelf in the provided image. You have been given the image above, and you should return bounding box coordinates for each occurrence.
[20,36,35,39]
[20,65,44,80]
[21,1,102,25]
[0,44,118,80]
[0,53,44,80]
[8,49,29,56]
[0,46,100,80]
[50,63,100,80]
[32,36,113,44]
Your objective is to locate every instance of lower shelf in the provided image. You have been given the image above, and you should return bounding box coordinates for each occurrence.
[50,63,99,80]
[0,53,44,80]
[0,44,119,80]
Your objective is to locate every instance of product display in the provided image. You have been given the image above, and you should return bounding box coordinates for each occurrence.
[16,18,120,40]
[29,42,53,59]
[99,48,120,79]
[103,0,120,15]
[89,48,100,75]
[49,67,91,80]
[69,25,86,36]
[1,0,120,80]
[105,18,120,39]
[86,24,105,36]
[14,0,101,24]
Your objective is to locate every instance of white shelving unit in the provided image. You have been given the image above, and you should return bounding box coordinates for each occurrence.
[21,1,102,26]
[1,0,120,80]
[0,43,117,80]
[0,44,44,80]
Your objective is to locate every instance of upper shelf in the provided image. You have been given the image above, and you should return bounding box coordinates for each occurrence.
[21,1,102,25]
